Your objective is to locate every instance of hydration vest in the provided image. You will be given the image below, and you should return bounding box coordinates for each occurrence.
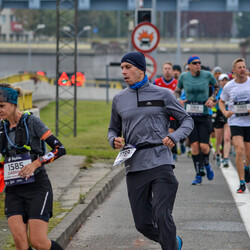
[0,112,46,158]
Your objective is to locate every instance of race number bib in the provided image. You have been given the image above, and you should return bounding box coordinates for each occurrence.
[186,102,204,116]
[113,144,137,167]
[234,101,250,117]
[4,154,34,187]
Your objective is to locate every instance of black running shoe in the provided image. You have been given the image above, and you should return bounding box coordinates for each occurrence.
[237,183,246,193]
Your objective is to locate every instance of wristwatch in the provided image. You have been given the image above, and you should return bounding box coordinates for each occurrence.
[210,97,216,102]
[38,156,45,164]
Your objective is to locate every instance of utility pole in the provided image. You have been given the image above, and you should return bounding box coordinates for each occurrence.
[176,0,181,65]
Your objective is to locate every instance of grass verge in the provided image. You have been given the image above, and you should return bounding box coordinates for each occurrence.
[40,100,117,165]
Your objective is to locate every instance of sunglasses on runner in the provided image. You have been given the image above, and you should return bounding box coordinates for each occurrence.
[191,61,201,65]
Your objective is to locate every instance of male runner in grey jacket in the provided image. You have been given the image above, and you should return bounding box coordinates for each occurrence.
[108,51,193,250]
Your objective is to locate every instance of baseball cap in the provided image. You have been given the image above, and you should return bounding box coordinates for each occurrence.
[187,55,200,64]
[218,73,229,81]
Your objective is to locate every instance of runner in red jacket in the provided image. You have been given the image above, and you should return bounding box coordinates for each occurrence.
[154,62,179,161]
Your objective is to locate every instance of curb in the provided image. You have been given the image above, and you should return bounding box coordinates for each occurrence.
[48,166,125,248]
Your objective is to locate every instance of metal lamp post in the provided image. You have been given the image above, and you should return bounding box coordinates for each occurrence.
[77,25,91,65]
[63,25,91,65]
[182,19,199,33]
[27,24,45,72]
[78,25,91,37]
[175,0,199,66]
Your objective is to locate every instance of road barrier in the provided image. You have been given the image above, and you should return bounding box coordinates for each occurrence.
[0,73,124,89]
[0,73,124,111]
[18,90,33,111]
[0,73,54,85]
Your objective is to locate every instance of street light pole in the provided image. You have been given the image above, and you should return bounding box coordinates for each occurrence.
[181,19,199,33]
[78,25,91,37]
[62,25,91,68]
[77,25,91,66]
[27,31,32,72]
[27,24,45,72]
[176,15,199,66]
[176,0,181,66]
[151,0,157,83]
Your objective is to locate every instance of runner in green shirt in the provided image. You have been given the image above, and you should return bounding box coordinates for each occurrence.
[175,55,219,185]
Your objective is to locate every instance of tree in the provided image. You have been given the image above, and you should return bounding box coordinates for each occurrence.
[13,9,131,39]
[78,10,132,38]
[13,9,57,37]
[236,12,250,38]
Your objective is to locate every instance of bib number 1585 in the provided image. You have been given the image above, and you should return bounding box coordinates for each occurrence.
[6,162,24,171]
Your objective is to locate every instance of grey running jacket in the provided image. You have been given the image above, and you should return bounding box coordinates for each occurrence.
[108,82,194,173]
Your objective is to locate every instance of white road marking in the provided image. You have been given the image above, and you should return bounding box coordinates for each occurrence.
[220,160,250,238]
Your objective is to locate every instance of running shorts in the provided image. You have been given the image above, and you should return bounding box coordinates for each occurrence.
[5,170,53,224]
[214,109,227,129]
[188,115,212,144]
[210,115,215,133]
[230,126,250,142]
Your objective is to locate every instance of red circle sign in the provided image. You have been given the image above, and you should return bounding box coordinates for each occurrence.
[132,22,160,53]
[145,54,157,80]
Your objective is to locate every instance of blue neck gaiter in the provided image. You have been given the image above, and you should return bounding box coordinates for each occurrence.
[129,75,148,90]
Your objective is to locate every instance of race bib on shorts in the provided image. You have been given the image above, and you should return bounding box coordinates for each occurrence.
[234,101,250,117]
[4,154,34,187]
[113,144,137,167]
[186,102,204,116]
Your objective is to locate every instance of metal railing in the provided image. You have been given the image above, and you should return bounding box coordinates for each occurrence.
[0,73,124,89]
[0,73,54,85]
[85,79,123,89]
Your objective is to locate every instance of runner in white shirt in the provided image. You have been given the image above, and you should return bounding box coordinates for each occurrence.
[219,58,250,193]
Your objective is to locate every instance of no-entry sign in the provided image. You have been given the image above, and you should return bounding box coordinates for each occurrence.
[145,54,157,80]
[132,22,160,53]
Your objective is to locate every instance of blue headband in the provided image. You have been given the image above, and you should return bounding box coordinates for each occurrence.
[188,55,200,64]
[0,87,18,105]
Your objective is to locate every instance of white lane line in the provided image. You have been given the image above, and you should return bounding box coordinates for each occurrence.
[220,160,250,238]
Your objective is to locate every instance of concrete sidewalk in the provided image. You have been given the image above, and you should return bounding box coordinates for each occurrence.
[47,156,125,248]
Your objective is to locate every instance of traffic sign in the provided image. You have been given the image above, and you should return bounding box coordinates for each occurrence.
[132,22,160,53]
[145,54,157,80]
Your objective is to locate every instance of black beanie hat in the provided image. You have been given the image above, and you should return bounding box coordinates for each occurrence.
[121,51,146,73]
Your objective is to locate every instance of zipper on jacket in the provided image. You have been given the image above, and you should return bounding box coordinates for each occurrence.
[136,89,139,107]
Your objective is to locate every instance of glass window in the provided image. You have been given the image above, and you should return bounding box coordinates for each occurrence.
[10,15,15,22]
[1,15,6,23]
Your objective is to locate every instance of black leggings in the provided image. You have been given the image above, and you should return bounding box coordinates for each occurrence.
[126,166,179,250]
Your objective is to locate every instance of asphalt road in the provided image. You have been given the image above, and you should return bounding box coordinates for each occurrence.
[65,154,250,250]
[65,178,161,250]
